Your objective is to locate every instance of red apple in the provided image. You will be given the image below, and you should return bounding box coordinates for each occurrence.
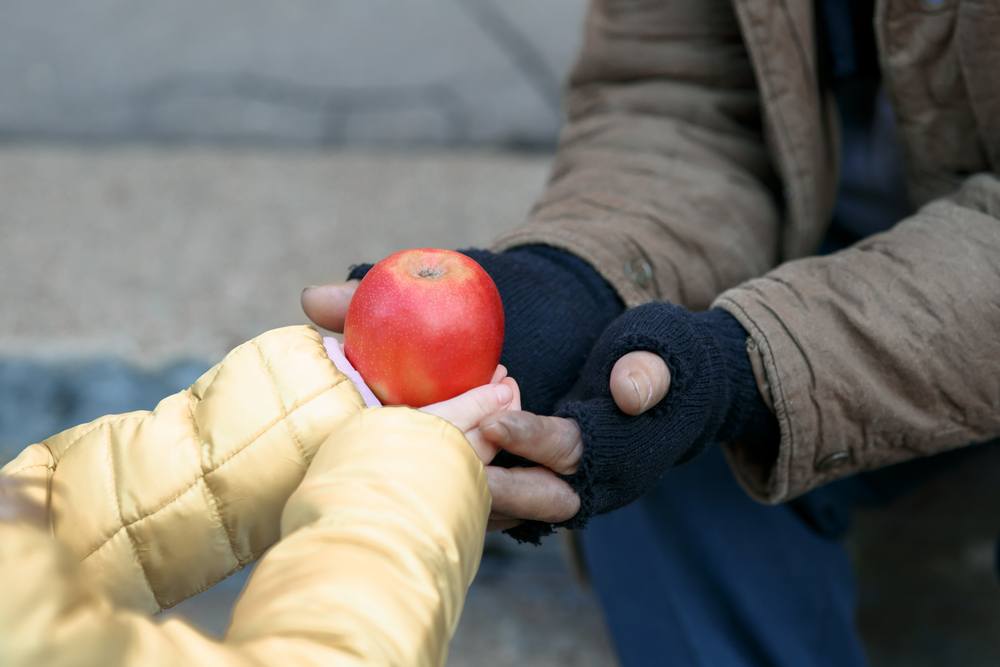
[343,248,505,407]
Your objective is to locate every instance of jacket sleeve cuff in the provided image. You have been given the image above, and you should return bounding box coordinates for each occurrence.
[713,294,819,504]
[491,221,661,308]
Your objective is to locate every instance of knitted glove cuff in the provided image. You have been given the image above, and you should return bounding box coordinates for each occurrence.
[347,263,373,281]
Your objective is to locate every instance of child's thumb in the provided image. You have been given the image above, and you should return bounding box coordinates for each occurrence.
[422,379,516,432]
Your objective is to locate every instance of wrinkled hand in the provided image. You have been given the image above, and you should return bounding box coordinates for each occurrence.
[476,351,670,534]
[420,366,578,533]
[420,365,521,465]
[302,281,359,334]
[547,303,772,536]
[301,279,674,535]
[421,367,590,532]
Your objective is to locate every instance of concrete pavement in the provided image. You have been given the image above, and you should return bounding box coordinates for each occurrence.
[1,146,551,363]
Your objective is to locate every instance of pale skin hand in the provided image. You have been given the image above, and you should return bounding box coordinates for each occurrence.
[303,281,670,530]
[421,367,530,532]
[421,365,521,466]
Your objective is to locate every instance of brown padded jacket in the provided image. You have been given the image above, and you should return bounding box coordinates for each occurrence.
[493,0,1000,502]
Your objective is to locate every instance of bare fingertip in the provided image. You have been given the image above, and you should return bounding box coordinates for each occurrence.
[611,372,644,416]
[495,383,514,405]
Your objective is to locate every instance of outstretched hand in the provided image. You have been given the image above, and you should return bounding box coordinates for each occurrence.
[304,281,671,415]
[302,281,359,334]
[474,351,670,534]
[420,365,520,465]
[418,367,590,533]
[304,279,674,535]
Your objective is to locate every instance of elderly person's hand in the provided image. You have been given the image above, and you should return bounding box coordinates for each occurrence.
[475,349,670,536]
[483,303,779,542]
[301,274,680,537]
[421,350,669,534]
[420,365,521,466]
[302,273,636,535]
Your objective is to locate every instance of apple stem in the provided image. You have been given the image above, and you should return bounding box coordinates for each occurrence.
[418,267,444,279]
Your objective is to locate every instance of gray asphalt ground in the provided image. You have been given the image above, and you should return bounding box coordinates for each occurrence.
[1,147,551,363]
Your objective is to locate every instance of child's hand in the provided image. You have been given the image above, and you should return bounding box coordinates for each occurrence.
[421,365,520,464]
[324,337,519,461]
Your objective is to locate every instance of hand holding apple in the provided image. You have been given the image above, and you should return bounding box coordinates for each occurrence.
[343,248,505,407]
[304,258,581,531]
[421,364,520,464]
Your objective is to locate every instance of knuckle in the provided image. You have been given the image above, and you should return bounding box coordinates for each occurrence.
[501,412,537,446]
[495,413,522,440]
[480,418,509,446]
[473,391,495,415]
[540,483,579,522]
[485,467,516,500]
[551,420,582,472]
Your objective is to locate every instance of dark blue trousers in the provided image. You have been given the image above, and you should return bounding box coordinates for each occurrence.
[580,446,870,667]
[579,441,992,666]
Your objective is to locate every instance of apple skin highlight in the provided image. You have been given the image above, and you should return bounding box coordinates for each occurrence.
[343,248,505,407]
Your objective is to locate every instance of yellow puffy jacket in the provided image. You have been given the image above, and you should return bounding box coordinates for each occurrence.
[0,326,490,667]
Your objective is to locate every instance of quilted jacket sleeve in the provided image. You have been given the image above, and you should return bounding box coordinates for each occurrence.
[0,408,490,667]
[0,325,367,613]
[492,0,782,309]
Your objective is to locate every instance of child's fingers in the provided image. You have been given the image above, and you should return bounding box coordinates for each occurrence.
[461,428,499,465]
[421,382,515,433]
[502,376,521,412]
[421,378,519,464]
[490,364,508,384]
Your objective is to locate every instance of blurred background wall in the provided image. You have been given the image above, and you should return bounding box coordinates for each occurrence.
[0,1,579,148]
[0,3,997,666]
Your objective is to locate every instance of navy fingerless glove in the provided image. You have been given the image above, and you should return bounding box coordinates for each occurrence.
[482,302,779,545]
[349,246,623,415]
[555,303,779,531]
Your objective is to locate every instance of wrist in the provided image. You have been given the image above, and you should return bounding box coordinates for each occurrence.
[690,309,778,445]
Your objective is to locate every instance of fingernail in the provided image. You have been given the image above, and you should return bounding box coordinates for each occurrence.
[495,383,514,405]
[301,285,322,299]
[627,373,647,411]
